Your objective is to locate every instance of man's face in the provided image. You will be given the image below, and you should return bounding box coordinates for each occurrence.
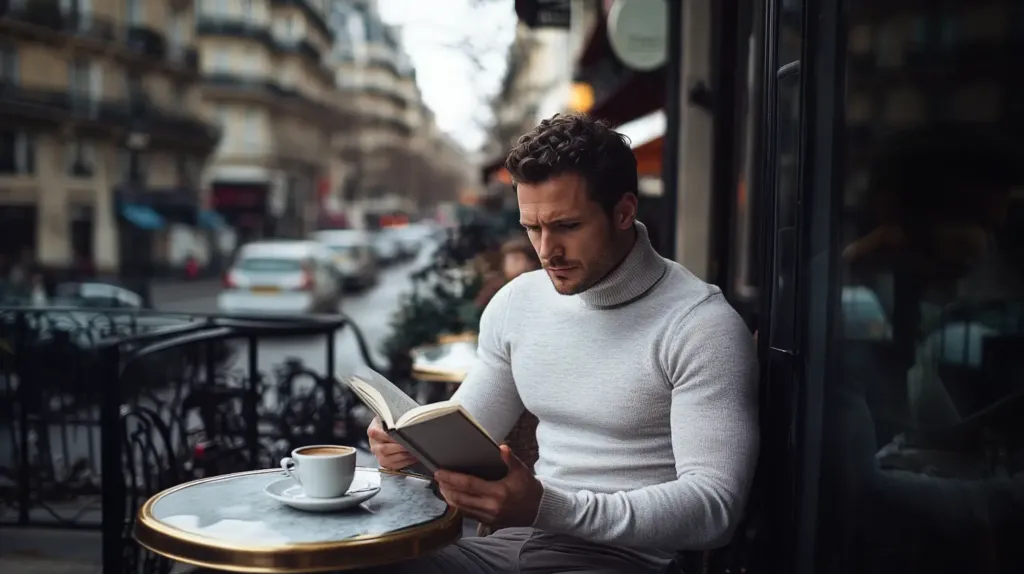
[517,173,634,295]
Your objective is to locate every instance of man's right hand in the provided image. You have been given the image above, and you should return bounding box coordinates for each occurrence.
[367,417,418,470]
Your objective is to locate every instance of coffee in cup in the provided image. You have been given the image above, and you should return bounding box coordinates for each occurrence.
[280,445,356,498]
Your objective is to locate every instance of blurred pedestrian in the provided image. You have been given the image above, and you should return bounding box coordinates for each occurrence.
[472,235,541,309]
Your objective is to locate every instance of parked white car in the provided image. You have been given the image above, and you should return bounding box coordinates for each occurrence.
[372,230,403,264]
[309,229,378,290]
[217,241,342,315]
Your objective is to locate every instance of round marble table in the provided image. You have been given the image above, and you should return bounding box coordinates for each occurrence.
[134,467,461,573]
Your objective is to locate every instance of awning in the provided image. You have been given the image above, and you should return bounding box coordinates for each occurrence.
[198,209,228,230]
[619,110,666,176]
[120,204,165,230]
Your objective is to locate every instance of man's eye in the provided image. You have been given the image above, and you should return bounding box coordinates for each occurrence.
[559,223,580,230]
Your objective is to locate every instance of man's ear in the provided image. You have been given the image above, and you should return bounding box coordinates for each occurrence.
[613,193,639,230]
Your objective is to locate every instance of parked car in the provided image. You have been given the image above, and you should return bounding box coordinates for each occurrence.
[217,241,342,315]
[372,230,403,265]
[309,229,378,290]
[390,224,432,259]
[52,282,147,309]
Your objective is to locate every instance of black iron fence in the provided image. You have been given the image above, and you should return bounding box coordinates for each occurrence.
[0,307,381,573]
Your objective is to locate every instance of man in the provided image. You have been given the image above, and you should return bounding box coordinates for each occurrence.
[368,113,759,573]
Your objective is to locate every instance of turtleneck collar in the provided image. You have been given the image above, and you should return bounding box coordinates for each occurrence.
[578,221,668,308]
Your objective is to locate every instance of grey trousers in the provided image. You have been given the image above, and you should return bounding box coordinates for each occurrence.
[356,527,680,574]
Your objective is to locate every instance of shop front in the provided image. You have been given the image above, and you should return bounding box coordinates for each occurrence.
[210,181,276,244]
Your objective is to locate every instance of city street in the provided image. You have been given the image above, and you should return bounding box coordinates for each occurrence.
[152,243,438,378]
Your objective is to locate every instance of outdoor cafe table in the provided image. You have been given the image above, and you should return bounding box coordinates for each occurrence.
[134,467,462,573]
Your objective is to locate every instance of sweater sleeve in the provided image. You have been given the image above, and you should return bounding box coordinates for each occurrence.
[451,282,525,445]
[532,295,760,549]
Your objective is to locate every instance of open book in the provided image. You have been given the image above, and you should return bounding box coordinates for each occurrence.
[342,369,508,481]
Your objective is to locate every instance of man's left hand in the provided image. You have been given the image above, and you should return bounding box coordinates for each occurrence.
[434,445,543,527]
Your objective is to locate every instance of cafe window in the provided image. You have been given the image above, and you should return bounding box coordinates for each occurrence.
[767,0,804,353]
[815,0,1024,572]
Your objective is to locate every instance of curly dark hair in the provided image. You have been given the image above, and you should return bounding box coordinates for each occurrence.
[504,113,638,214]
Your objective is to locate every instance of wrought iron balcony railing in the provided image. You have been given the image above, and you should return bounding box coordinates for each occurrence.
[196,17,275,48]
[124,25,167,61]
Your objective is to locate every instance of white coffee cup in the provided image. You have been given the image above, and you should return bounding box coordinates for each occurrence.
[280,445,356,499]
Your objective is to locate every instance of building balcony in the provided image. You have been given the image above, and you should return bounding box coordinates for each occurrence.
[274,37,321,64]
[366,53,401,78]
[0,83,220,151]
[0,0,63,32]
[65,12,118,43]
[202,72,348,128]
[196,17,275,50]
[124,25,168,61]
[270,0,332,41]
[168,45,200,74]
[0,3,198,74]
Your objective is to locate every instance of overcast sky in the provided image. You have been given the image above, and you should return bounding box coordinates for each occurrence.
[376,0,516,152]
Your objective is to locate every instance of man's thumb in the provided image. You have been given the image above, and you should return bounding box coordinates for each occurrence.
[499,444,516,467]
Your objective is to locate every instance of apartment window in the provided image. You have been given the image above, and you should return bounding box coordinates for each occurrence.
[69,57,91,97]
[211,48,230,72]
[0,43,17,84]
[169,14,185,51]
[204,0,229,17]
[60,0,93,26]
[176,154,201,187]
[243,109,261,150]
[126,0,144,25]
[66,139,96,178]
[125,72,144,103]
[0,131,36,175]
[119,149,146,184]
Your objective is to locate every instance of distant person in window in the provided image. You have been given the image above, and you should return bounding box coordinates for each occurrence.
[830,123,1024,574]
[472,236,541,310]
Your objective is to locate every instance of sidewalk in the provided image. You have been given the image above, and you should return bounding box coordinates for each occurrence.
[0,528,101,574]
[149,278,222,307]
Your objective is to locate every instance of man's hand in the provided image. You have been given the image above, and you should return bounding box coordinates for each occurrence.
[367,417,417,470]
[434,445,543,527]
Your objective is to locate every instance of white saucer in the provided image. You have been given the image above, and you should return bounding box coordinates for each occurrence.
[264,471,381,512]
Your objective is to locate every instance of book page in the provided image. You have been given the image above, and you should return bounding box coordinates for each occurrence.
[344,378,395,428]
[396,400,459,428]
[346,368,420,429]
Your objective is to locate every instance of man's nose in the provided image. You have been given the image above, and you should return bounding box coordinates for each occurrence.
[537,231,562,261]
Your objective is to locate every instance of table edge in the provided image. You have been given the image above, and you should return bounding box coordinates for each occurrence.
[134,467,463,573]
[410,366,467,383]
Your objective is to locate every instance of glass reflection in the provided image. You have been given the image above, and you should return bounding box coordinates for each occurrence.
[822,1,1024,572]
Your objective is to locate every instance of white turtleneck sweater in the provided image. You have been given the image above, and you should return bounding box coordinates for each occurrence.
[452,222,760,553]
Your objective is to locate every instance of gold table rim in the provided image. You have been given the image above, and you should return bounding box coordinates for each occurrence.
[411,366,468,384]
[134,467,462,573]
